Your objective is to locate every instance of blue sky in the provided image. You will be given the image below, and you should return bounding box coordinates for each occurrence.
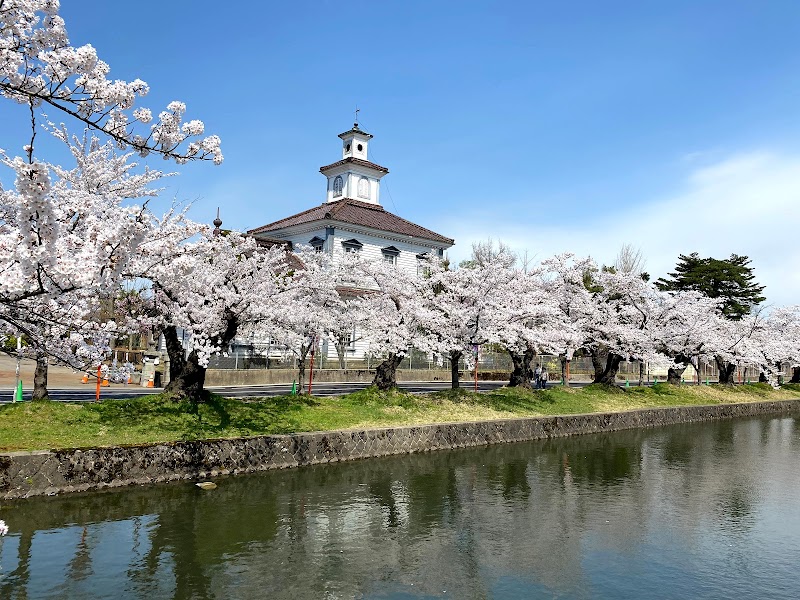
[3,1,800,304]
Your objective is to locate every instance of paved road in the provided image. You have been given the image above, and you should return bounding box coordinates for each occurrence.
[0,380,515,403]
[0,379,660,404]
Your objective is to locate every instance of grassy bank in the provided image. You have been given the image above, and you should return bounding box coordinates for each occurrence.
[1,383,799,452]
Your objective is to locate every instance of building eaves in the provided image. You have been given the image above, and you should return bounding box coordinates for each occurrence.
[248,198,454,246]
[319,157,389,174]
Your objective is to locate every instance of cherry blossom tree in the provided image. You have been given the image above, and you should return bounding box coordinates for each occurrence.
[324,290,371,370]
[0,291,118,398]
[1,0,222,164]
[263,249,342,394]
[647,291,722,385]
[759,306,800,383]
[356,258,440,391]
[1,1,221,397]
[422,251,519,389]
[0,128,174,397]
[488,266,566,388]
[140,230,293,403]
[537,254,595,385]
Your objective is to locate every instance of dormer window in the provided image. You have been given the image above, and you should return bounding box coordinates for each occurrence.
[382,245,400,267]
[342,238,363,253]
[309,236,325,253]
[333,176,343,198]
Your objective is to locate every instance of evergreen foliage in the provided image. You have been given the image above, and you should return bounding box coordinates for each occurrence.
[655,253,766,320]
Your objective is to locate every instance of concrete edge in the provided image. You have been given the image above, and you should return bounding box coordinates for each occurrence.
[2,398,799,500]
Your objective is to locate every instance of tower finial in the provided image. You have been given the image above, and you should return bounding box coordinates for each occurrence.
[213,207,223,236]
[354,106,360,128]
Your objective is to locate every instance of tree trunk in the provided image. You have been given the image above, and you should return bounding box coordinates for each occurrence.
[450,350,462,390]
[639,361,645,387]
[791,366,800,384]
[667,365,687,385]
[32,354,49,401]
[715,356,737,384]
[593,352,624,385]
[164,310,238,403]
[666,354,691,385]
[336,343,346,369]
[758,372,768,383]
[335,334,348,369]
[560,356,568,386]
[164,349,206,403]
[163,325,186,383]
[373,353,404,391]
[591,348,606,382]
[508,347,534,388]
[296,343,311,394]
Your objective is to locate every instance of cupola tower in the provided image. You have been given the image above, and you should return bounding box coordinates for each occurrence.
[320,122,389,205]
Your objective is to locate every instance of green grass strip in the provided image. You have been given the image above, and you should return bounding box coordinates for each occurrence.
[0,383,798,452]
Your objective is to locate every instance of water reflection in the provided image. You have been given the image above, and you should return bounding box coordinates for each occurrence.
[1,415,798,599]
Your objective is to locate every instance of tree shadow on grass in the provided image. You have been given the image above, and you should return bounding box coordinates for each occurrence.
[85,393,322,440]
[221,394,321,436]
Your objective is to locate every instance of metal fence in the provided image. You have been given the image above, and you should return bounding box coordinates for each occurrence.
[206,344,792,384]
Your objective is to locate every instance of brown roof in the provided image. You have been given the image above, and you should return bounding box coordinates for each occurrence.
[251,236,304,269]
[319,157,389,174]
[247,198,454,245]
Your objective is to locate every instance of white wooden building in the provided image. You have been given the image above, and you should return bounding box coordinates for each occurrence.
[248,123,454,275]
[247,123,455,362]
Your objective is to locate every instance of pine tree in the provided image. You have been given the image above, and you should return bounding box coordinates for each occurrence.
[655,253,766,320]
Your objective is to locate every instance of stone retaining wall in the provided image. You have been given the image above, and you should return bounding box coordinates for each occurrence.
[2,399,799,500]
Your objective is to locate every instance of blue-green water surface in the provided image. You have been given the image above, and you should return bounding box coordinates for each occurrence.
[1,414,799,599]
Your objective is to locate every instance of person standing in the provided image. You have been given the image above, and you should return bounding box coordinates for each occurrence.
[534,363,542,388]
[539,367,548,389]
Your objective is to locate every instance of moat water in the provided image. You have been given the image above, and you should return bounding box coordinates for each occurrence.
[1,414,799,599]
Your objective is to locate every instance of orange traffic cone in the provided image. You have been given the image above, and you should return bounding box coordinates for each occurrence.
[146,374,154,388]
[102,378,110,387]
[81,372,89,384]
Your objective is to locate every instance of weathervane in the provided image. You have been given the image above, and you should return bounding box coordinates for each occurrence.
[354,106,360,128]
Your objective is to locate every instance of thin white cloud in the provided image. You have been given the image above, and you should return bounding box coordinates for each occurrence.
[443,150,800,306]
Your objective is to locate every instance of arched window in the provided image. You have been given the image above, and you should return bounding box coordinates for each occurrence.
[333,176,343,197]
[357,177,369,199]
